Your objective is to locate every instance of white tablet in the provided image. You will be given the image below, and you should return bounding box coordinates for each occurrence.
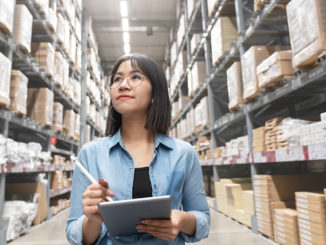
[98,195,172,237]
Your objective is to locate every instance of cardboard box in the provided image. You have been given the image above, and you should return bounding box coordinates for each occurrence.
[211,17,237,65]
[74,113,80,140]
[287,0,326,69]
[298,217,326,237]
[54,51,69,89]
[52,102,63,132]
[63,109,75,138]
[13,5,33,53]
[227,61,243,110]
[0,52,12,107]
[194,96,210,130]
[56,12,64,44]
[191,61,206,94]
[191,33,201,55]
[51,171,64,190]
[27,88,54,126]
[10,70,28,115]
[31,42,55,77]
[0,0,15,33]
[257,50,294,89]
[6,182,49,225]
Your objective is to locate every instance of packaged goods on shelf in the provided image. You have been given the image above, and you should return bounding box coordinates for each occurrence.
[56,12,65,45]
[6,182,49,225]
[211,17,237,66]
[175,51,188,82]
[54,51,64,88]
[298,121,326,146]
[274,209,299,245]
[63,18,70,52]
[3,200,37,241]
[51,171,64,189]
[75,17,81,42]
[177,14,185,49]
[64,77,74,99]
[63,109,75,138]
[186,109,195,136]
[13,5,33,53]
[264,117,286,151]
[287,0,326,69]
[52,155,70,166]
[86,96,90,116]
[52,102,63,132]
[257,51,294,90]
[47,8,57,32]
[74,80,81,106]
[203,174,215,197]
[69,32,76,63]
[191,61,206,96]
[33,0,49,16]
[31,42,55,77]
[178,96,190,112]
[225,135,249,157]
[295,192,326,245]
[187,0,198,19]
[243,190,255,227]
[206,147,223,159]
[207,0,218,17]
[0,52,12,107]
[172,102,178,119]
[0,135,7,164]
[252,126,265,152]
[190,34,201,55]
[254,174,326,239]
[85,124,91,143]
[65,0,75,24]
[51,199,70,216]
[195,136,211,151]
[89,103,96,122]
[321,112,326,121]
[10,70,28,116]
[0,0,15,34]
[27,88,54,126]
[227,61,243,110]
[170,41,177,67]
[194,97,210,132]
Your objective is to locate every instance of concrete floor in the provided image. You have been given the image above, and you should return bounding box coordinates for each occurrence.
[8,208,275,245]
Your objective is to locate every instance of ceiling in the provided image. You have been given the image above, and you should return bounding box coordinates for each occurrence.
[82,0,178,74]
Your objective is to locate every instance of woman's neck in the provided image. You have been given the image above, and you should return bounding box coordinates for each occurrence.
[120,117,154,145]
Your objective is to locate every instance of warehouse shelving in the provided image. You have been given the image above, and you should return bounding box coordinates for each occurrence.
[50,186,72,198]
[167,0,326,238]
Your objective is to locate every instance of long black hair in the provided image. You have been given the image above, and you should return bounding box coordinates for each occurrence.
[105,53,171,136]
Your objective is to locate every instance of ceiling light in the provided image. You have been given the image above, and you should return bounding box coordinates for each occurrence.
[120,1,128,17]
[122,18,129,31]
[123,32,130,44]
[124,43,130,54]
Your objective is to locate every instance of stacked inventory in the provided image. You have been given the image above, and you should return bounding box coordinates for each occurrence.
[274,209,299,245]
[264,118,287,151]
[296,192,326,245]
[252,127,265,152]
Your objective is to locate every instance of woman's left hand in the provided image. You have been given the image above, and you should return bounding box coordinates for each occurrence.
[136,210,183,241]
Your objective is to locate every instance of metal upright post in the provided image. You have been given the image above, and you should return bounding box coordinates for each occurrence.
[184,0,192,64]
[80,8,88,147]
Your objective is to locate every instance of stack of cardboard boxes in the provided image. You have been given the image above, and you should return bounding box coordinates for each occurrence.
[274,208,299,245]
[227,61,243,110]
[264,117,287,151]
[0,52,12,107]
[252,126,265,152]
[10,70,28,115]
[31,42,55,77]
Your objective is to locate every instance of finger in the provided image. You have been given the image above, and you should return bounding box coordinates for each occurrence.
[82,197,103,207]
[138,225,172,233]
[98,178,109,188]
[83,205,99,215]
[140,230,175,241]
[142,219,171,228]
[88,183,108,193]
[83,189,106,199]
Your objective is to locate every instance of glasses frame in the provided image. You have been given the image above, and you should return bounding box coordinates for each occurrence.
[109,72,145,89]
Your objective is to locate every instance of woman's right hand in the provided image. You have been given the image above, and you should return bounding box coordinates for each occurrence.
[82,178,115,225]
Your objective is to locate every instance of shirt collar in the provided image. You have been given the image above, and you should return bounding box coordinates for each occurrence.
[106,128,174,151]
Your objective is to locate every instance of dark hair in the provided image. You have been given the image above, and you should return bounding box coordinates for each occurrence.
[105,53,171,136]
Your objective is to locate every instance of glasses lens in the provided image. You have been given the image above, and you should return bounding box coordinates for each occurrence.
[128,72,144,88]
[110,74,122,89]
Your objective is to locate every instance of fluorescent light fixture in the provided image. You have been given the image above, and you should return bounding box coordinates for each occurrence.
[124,43,130,54]
[123,32,130,44]
[122,18,129,31]
[120,1,128,17]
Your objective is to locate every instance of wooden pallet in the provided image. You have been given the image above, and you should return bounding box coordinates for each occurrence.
[0,22,11,34]
[259,75,293,91]
[294,51,326,74]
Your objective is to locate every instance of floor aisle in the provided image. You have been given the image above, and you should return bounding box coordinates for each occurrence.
[8,208,275,245]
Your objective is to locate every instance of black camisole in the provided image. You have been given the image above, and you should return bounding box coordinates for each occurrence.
[132,167,152,199]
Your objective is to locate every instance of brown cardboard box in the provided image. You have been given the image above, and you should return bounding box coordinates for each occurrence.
[211,17,237,65]
[227,61,243,110]
[31,42,55,77]
[74,113,80,140]
[0,52,12,107]
[27,88,54,126]
[13,5,33,53]
[51,171,64,190]
[299,229,326,245]
[252,126,265,152]
[287,0,326,69]
[257,51,294,90]
[52,102,63,132]
[6,182,49,225]
[63,109,75,138]
[10,70,28,115]
[191,61,206,94]
[194,96,210,130]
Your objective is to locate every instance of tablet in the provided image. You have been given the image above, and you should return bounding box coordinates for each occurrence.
[98,195,172,237]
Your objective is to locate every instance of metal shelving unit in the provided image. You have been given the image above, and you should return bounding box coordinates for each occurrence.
[167,0,326,237]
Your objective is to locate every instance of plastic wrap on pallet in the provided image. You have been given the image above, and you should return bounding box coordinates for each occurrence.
[63,110,75,138]
[54,51,64,88]
[170,41,177,67]
[31,42,55,77]
[74,80,81,106]
[86,96,90,116]
[177,14,185,49]
[287,0,326,68]
[56,12,65,44]
[75,17,81,42]
[190,34,201,54]
[64,18,70,52]
[191,61,206,93]
[27,88,54,126]
[211,17,237,66]
[207,0,217,17]
[187,69,193,97]
[0,0,15,34]
[194,96,210,130]
[47,8,57,32]
[74,113,80,140]
[321,112,326,121]
[227,61,243,110]
[13,5,33,53]
[75,43,82,72]
[69,31,76,63]
[76,0,82,10]
[90,103,96,121]
[10,70,28,115]
[0,134,7,164]
[52,102,63,132]
[33,0,49,16]
[85,124,91,143]
[0,52,12,107]
[257,51,294,89]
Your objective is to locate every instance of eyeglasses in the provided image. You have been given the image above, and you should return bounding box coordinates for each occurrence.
[109,72,145,89]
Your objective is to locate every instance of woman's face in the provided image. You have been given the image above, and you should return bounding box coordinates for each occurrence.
[110,60,153,117]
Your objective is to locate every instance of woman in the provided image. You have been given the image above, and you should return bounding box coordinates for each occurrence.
[66,54,210,244]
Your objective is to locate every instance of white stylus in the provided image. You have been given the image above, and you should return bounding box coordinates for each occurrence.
[71,156,113,202]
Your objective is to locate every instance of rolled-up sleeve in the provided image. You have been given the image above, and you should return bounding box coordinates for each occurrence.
[180,147,210,243]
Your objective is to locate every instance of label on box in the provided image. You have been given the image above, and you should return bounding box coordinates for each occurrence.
[301,233,312,242]
[275,146,305,162]
[299,218,310,226]
[299,213,310,220]
[276,216,284,222]
[301,239,312,245]
[297,208,309,214]
[297,202,308,209]
[299,223,311,232]
[276,221,285,227]
[308,144,326,160]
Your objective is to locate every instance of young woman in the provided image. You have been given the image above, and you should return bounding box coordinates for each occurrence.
[66,54,210,244]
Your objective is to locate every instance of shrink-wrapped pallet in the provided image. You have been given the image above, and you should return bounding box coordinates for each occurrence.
[13,5,33,53]
[0,52,12,107]
[52,102,63,132]
[31,42,55,77]
[211,17,237,65]
[191,34,201,55]
[27,88,54,126]
[0,0,15,34]
[56,12,65,45]
[33,0,49,16]
[63,110,75,138]
[74,113,80,141]
[191,61,206,95]
[10,70,28,115]
[194,97,210,131]
[227,61,243,110]
[47,8,57,32]
[287,0,326,69]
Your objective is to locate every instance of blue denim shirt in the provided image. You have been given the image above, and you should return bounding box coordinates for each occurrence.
[66,129,210,244]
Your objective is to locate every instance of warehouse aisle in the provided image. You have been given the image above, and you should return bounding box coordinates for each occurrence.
[8,208,275,245]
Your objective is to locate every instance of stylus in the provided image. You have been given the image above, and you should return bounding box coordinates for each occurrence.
[71,156,113,202]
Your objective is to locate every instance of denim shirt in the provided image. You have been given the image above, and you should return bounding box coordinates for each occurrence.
[66,129,210,245]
